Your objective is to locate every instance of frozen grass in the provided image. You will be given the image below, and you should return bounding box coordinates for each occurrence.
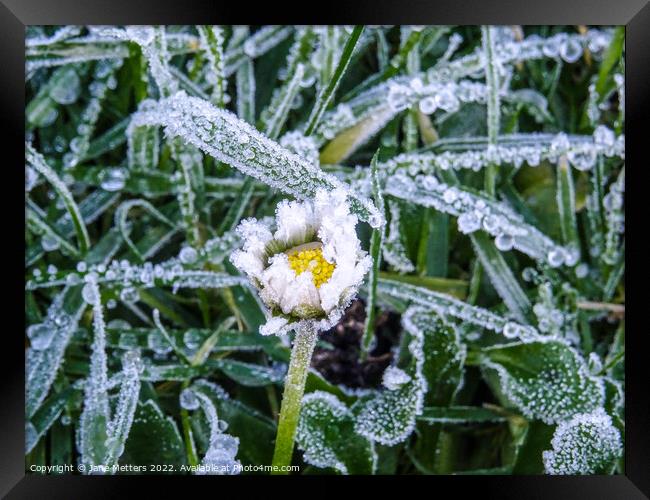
[25,25,624,475]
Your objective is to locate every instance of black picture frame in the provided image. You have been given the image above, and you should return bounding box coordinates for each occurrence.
[4,0,648,497]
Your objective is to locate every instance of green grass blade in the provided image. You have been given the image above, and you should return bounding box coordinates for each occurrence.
[304,26,364,136]
[26,143,91,255]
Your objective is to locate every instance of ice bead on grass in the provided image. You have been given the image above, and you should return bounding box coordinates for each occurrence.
[179,388,200,410]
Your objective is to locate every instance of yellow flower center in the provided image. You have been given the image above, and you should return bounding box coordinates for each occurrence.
[286,243,335,288]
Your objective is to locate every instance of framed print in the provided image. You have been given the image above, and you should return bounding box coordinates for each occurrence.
[2,0,648,496]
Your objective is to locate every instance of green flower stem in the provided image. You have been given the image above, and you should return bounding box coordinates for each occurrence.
[271,322,319,473]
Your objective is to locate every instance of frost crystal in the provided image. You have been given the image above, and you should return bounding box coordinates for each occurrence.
[380,133,623,175]
[280,131,320,166]
[27,323,55,351]
[543,409,622,475]
[128,91,383,227]
[381,200,415,273]
[190,381,241,475]
[384,172,569,265]
[78,276,111,470]
[179,388,200,410]
[104,350,142,467]
[27,250,247,295]
[603,167,625,265]
[296,391,376,474]
[178,246,198,264]
[378,278,539,341]
[482,339,605,424]
[382,366,411,390]
[26,286,86,421]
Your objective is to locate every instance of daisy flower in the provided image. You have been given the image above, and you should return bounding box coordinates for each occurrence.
[231,188,372,336]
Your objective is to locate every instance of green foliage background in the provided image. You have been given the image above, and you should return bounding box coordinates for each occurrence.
[25,25,624,475]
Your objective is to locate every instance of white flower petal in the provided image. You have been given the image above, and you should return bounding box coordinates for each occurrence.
[230,249,263,278]
[279,271,321,315]
[319,254,371,312]
[259,254,295,309]
[236,217,273,257]
[259,316,289,336]
[274,199,315,246]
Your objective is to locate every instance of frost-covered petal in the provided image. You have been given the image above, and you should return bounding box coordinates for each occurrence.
[236,217,273,257]
[259,316,289,336]
[230,249,264,278]
[258,253,320,316]
[274,199,315,246]
[318,254,371,313]
[258,253,295,309]
[279,271,321,316]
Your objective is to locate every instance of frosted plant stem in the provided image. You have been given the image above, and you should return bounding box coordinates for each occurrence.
[271,322,319,473]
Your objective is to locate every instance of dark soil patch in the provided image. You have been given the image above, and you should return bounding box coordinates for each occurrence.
[311,299,402,389]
